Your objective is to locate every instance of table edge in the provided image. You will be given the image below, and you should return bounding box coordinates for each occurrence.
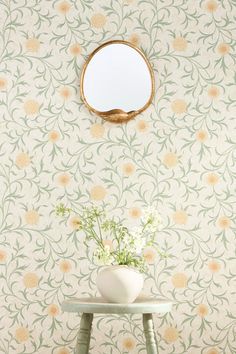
[62,299,173,314]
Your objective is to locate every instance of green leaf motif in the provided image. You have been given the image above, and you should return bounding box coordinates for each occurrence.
[0,0,235,353]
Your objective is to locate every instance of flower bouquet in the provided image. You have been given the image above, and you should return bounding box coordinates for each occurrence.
[56,204,164,303]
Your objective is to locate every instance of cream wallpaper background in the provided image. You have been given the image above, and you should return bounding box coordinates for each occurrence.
[0,0,236,353]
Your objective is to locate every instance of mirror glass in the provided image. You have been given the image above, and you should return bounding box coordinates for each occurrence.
[81,41,154,123]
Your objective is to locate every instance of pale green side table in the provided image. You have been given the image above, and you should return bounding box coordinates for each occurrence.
[62,297,172,354]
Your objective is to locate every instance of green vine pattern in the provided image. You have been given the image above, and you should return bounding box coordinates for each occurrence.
[0,0,235,353]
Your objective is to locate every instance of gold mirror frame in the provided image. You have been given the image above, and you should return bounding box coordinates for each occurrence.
[80,40,155,124]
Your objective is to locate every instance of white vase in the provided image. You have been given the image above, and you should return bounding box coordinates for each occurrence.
[96,265,144,303]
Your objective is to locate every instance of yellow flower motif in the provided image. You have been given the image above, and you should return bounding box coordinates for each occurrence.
[205,0,218,12]
[208,260,221,273]
[59,259,72,273]
[122,163,135,176]
[91,13,107,28]
[57,1,71,14]
[69,216,81,230]
[25,210,39,225]
[25,38,40,52]
[208,86,220,98]
[197,304,208,317]
[172,273,188,288]
[129,33,140,46]
[57,173,71,187]
[69,43,82,56]
[171,99,187,114]
[172,37,188,51]
[136,120,149,132]
[206,348,219,354]
[15,152,31,169]
[217,216,231,229]
[48,130,60,143]
[217,42,230,55]
[143,248,156,264]
[24,99,40,115]
[196,130,208,142]
[15,327,29,343]
[90,123,105,138]
[206,172,219,185]
[90,185,107,201]
[57,348,70,354]
[0,77,7,90]
[129,207,142,219]
[0,249,7,263]
[163,152,178,168]
[163,327,179,343]
[122,337,136,351]
[47,304,60,317]
[172,210,188,225]
[60,86,71,100]
[23,272,39,288]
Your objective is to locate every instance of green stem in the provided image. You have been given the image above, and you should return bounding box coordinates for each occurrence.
[96,215,104,243]
[85,227,104,249]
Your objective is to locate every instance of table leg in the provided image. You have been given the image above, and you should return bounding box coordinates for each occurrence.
[76,313,93,354]
[142,314,158,354]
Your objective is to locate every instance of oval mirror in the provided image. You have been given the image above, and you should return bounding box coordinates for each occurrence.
[80,40,155,123]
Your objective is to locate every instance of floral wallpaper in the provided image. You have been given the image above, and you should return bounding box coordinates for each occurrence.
[0,0,235,353]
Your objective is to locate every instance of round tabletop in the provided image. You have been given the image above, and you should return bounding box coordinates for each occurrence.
[62,297,172,314]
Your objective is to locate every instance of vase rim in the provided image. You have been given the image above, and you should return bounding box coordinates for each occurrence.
[100,264,141,274]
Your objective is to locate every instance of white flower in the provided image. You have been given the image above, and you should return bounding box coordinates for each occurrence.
[129,227,146,254]
[130,226,142,238]
[142,206,160,219]
[94,246,113,265]
[142,207,163,231]
[123,234,132,246]
[133,237,146,254]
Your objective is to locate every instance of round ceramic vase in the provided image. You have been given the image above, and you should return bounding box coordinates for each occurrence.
[96,265,144,303]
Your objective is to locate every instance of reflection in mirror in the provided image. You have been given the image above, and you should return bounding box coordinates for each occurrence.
[80,40,155,123]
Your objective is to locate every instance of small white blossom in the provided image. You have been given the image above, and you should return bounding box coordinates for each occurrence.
[57,203,165,273]
[129,227,146,254]
[142,207,163,231]
[123,234,132,246]
[133,237,146,254]
[94,247,113,266]
[131,226,143,236]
